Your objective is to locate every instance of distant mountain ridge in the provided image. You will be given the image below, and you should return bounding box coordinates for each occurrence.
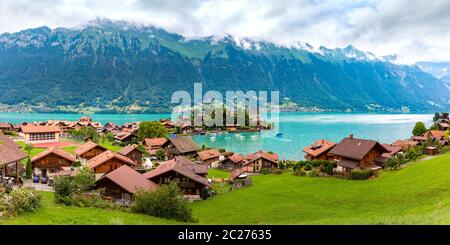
[0,19,448,113]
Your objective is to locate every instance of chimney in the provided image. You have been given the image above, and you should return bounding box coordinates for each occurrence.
[349,134,353,139]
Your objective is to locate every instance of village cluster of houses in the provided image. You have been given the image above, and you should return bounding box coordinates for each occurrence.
[1,115,449,204]
[0,115,280,203]
[302,118,449,174]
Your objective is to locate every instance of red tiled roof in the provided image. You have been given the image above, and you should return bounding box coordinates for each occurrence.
[0,133,28,165]
[231,168,245,180]
[74,141,106,156]
[428,130,446,140]
[197,149,222,161]
[0,122,13,129]
[20,125,61,133]
[118,144,138,156]
[31,146,76,163]
[143,157,208,186]
[144,138,167,148]
[245,150,278,162]
[87,150,137,169]
[98,165,158,194]
[329,137,389,161]
[114,132,133,141]
[392,139,418,147]
[303,139,336,157]
[228,153,245,163]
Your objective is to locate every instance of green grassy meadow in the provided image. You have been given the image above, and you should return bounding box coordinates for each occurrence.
[2,153,450,224]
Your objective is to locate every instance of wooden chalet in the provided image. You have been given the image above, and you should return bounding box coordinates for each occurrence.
[19,125,61,143]
[242,150,279,173]
[437,119,450,131]
[0,133,28,179]
[114,132,137,144]
[219,153,245,170]
[392,139,419,150]
[143,157,208,196]
[96,165,157,203]
[31,147,77,177]
[118,144,143,166]
[0,122,13,132]
[303,139,337,160]
[425,146,438,155]
[161,136,199,159]
[87,150,137,174]
[143,137,167,157]
[197,149,222,166]
[74,141,108,165]
[329,135,389,173]
[376,144,404,164]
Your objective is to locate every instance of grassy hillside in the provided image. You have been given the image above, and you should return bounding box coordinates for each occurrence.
[192,153,450,224]
[2,153,450,224]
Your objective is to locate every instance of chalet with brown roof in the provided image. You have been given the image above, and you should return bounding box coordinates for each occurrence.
[114,131,137,144]
[31,147,76,177]
[0,122,13,132]
[143,138,167,157]
[96,165,157,203]
[87,150,137,174]
[329,135,389,173]
[175,156,208,177]
[242,150,279,173]
[0,133,28,178]
[118,144,143,166]
[410,135,429,144]
[219,153,245,170]
[303,139,336,161]
[161,136,199,159]
[19,125,61,143]
[197,149,222,166]
[74,141,107,165]
[392,139,418,150]
[143,157,208,196]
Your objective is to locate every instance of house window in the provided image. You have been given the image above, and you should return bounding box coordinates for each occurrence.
[29,133,55,141]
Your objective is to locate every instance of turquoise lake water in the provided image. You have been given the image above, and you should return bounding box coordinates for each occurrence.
[0,112,433,160]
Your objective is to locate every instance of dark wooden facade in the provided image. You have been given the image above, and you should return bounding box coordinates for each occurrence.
[123,149,143,166]
[96,178,132,201]
[148,170,205,195]
[91,158,133,174]
[32,153,73,173]
[80,146,107,160]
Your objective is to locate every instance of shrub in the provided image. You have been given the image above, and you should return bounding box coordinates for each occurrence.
[200,187,209,200]
[25,158,32,179]
[72,167,95,193]
[350,170,374,180]
[53,175,73,205]
[71,161,81,167]
[132,182,194,222]
[293,167,306,176]
[306,168,320,177]
[71,189,115,209]
[320,161,337,174]
[0,188,40,216]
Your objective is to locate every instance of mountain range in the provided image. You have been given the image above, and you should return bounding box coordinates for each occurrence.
[0,19,448,113]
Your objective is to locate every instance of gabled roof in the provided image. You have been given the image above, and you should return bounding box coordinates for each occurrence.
[118,144,139,156]
[381,144,403,158]
[392,139,418,147]
[427,130,446,140]
[114,132,134,141]
[197,149,222,161]
[245,150,278,162]
[97,165,158,194]
[329,137,389,161]
[144,138,167,148]
[74,141,106,156]
[176,156,208,175]
[20,125,61,133]
[163,136,198,153]
[0,122,13,129]
[303,139,336,157]
[0,133,28,165]
[31,146,76,163]
[87,150,137,169]
[227,153,245,163]
[143,157,208,186]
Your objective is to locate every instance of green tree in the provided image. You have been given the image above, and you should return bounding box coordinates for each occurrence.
[137,122,169,141]
[156,149,165,161]
[433,112,440,122]
[25,158,32,179]
[412,122,427,136]
[72,167,95,193]
[53,175,73,205]
[137,144,149,157]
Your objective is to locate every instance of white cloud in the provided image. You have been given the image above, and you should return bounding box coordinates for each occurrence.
[0,0,449,63]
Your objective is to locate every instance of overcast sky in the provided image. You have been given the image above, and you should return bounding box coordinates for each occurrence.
[0,0,449,64]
